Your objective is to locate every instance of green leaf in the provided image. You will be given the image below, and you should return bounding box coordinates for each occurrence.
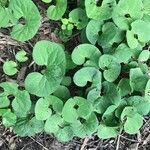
[127,20,150,49]
[130,68,148,92]
[15,50,28,62]
[99,55,121,82]
[25,40,66,97]
[14,117,44,137]
[126,96,150,115]
[69,8,88,30]
[12,90,31,117]
[35,95,63,120]
[73,67,102,89]
[3,61,17,76]
[102,105,118,126]
[112,0,143,30]
[138,50,150,62]
[98,22,117,47]
[0,6,10,27]
[62,97,92,123]
[0,82,18,95]
[2,111,17,128]
[86,20,104,45]
[0,94,10,108]
[9,0,41,41]
[117,78,131,97]
[121,107,143,134]
[45,114,74,142]
[97,124,118,139]
[113,44,132,63]
[47,0,67,20]
[71,113,98,138]
[145,79,150,102]
[42,0,52,3]
[53,85,70,100]
[72,44,101,67]
[85,0,115,21]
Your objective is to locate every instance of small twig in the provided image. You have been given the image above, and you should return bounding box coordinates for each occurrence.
[120,135,139,143]
[29,137,49,150]
[80,137,90,150]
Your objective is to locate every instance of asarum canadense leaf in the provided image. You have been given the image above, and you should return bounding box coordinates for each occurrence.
[3,61,17,76]
[35,95,63,121]
[138,50,150,62]
[62,97,92,123]
[47,0,67,20]
[112,0,143,30]
[72,44,101,67]
[73,67,102,89]
[86,19,104,45]
[2,111,17,128]
[12,90,31,118]
[145,80,150,102]
[25,40,66,97]
[71,113,98,138]
[69,8,88,30]
[85,0,115,21]
[9,0,41,42]
[129,68,148,92]
[127,20,150,49]
[97,124,118,139]
[44,114,74,142]
[14,117,44,137]
[121,107,143,134]
[126,96,150,115]
[99,55,121,82]
[0,6,10,27]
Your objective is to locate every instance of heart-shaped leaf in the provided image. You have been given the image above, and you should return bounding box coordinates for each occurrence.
[47,0,67,20]
[9,0,41,41]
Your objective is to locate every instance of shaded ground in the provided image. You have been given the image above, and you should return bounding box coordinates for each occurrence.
[0,1,150,150]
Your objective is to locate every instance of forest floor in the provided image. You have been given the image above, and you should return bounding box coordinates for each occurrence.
[0,1,150,150]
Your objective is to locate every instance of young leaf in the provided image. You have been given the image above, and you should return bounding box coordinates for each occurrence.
[69,8,88,30]
[113,44,132,63]
[26,40,66,97]
[47,0,67,20]
[2,111,17,128]
[14,117,44,137]
[0,6,10,27]
[12,90,31,117]
[3,61,17,76]
[99,55,121,82]
[126,96,150,115]
[73,67,102,89]
[45,114,74,142]
[62,97,92,123]
[71,113,98,138]
[72,44,101,67]
[138,50,150,62]
[9,0,41,41]
[97,124,118,139]
[15,50,28,62]
[145,79,150,102]
[130,68,148,92]
[86,20,103,45]
[127,20,150,49]
[117,78,131,97]
[85,0,115,21]
[112,0,143,30]
[121,107,143,134]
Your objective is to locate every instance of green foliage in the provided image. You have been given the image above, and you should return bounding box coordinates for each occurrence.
[3,61,17,76]
[47,0,67,20]
[1,0,150,143]
[15,50,28,62]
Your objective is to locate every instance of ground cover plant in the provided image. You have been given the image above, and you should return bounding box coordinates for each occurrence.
[0,0,150,145]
